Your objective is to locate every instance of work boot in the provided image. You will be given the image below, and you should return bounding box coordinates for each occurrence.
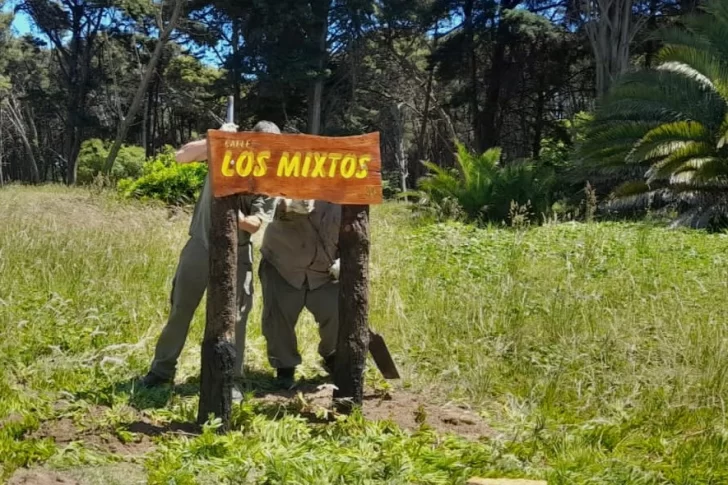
[276,367,296,390]
[139,371,173,388]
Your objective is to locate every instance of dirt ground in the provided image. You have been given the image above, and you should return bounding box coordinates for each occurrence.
[7,463,147,485]
[8,469,79,485]
[256,383,493,440]
[28,405,156,458]
[11,385,492,484]
[31,385,491,447]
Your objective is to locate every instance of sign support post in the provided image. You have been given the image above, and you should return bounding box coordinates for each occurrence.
[196,194,238,430]
[333,204,370,412]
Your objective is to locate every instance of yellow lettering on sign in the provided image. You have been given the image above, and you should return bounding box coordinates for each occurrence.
[255,151,270,176]
[277,152,302,177]
[302,153,313,177]
[221,150,235,177]
[340,154,357,179]
[224,139,253,149]
[220,147,374,181]
[311,153,327,177]
[236,151,255,177]
[328,153,342,178]
[355,155,370,179]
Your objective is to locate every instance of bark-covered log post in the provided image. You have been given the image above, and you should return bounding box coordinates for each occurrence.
[333,204,371,413]
[197,194,238,430]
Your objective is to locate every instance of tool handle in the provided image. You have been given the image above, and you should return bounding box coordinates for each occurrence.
[225,96,234,125]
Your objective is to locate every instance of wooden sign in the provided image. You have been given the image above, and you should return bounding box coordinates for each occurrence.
[207,130,383,205]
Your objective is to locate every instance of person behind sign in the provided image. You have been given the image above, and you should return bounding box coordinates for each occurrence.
[259,197,341,389]
[139,120,280,392]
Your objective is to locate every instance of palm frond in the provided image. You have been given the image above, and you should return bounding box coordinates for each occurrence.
[657,24,712,56]
[716,113,728,147]
[628,121,710,163]
[647,143,715,180]
[689,3,728,62]
[656,47,728,100]
[600,70,724,128]
[684,157,728,181]
[612,180,652,198]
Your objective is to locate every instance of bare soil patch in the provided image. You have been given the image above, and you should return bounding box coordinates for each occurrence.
[8,463,147,485]
[124,418,198,437]
[362,390,492,440]
[29,406,155,457]
[7,469,79,485]
[31,415,155,456]
[256,383,493,440]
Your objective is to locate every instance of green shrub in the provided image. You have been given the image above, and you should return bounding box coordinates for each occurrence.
[539,112,592,170]
[381,177,401,199]
[76,139,144,184]
[117,146,207,205]
[411,143,554,225]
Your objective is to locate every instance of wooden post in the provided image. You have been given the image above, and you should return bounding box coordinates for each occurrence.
[333,204,371,413]
[197,194,238,430]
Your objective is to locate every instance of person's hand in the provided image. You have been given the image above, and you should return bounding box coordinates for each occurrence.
[220,122,238,133]
[329,259,340,281]
[284,199,314,215]
[175,139,208,164]
[238,211,262,234]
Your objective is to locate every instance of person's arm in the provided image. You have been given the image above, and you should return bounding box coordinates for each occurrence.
[238,212,263,234]
[175,122,237,164]
[175,139,208,164]
[238,195,278,234]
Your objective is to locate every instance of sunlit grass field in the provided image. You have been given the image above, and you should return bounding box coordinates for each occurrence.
[2,185,728,484]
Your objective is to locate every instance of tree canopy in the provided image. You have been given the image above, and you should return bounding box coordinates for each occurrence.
[0,0,701,193]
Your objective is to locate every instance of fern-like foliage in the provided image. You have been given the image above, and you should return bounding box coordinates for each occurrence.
[415,143,554,224]
[576,0,728,228]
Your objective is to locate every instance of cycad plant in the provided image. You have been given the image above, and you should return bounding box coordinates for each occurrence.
[578,0,728,227]
[414,143,554,224]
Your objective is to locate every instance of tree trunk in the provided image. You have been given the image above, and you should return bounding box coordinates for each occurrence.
[197,194,238,430]
[63,97,82,185]
[152,79,160,155]
[390,103,407,193]
[308,68,325,135]
[104,0,184,175]
[417,68,433,160]
[142,93,148,154]
[463,0,479,148]
[416,22,439,167]
[584,0,644,96]
[644,0,659,68]
[532,85,545,159]
[231,16,242,120]
[307,0,329,135]
[477,2,519,152]
[333,205,371,414]
[4,97,40,183]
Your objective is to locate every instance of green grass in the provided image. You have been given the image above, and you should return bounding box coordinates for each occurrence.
[2,185,728,483]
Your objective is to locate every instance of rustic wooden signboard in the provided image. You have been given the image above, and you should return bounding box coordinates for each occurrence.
[207,130,383,205]
[198,127,383,429]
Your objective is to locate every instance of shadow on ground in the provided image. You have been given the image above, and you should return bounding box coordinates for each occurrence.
[69,367,492,442]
